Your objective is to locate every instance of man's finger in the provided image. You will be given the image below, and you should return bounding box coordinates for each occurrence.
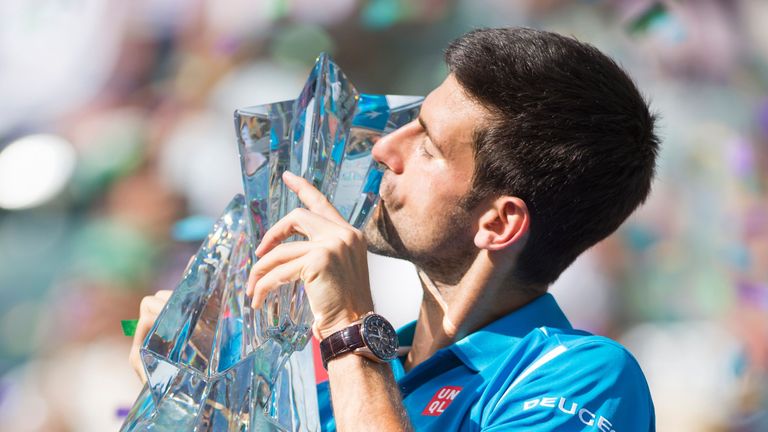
[283,171,345,224]
[247,241,314,297]
[130,294,170,384]
[254,208,341,257]
[155,290,173,300]
[250,259,305,308]
[140,295,168,316]
[130,316,154,384]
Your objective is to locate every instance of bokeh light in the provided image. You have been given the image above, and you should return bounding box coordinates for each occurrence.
[1,1,768,431]
[0,134,76,210]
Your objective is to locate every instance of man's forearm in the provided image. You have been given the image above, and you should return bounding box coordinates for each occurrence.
[327,354,413,431]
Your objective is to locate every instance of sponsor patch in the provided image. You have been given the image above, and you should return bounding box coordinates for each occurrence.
[523,396,617,431]
[422,386,462,416]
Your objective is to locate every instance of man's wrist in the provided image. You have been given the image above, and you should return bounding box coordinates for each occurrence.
[313,308,373,340]
[319,312,399,369]
[326,349,391,373]
[314,317,361,340]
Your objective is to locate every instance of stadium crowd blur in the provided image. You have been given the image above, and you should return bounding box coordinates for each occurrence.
[1,0,767,430]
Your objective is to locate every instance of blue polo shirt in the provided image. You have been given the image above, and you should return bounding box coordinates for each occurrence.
[317,293,655,431]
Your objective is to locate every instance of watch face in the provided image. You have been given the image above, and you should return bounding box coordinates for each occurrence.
[361,314,398,361]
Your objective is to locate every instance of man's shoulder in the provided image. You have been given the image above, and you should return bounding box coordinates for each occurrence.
[540,326,644,368]
[495,325,650,390]
[476,326,654,431]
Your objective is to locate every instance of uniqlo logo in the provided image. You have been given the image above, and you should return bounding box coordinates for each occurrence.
[421,386,462,416]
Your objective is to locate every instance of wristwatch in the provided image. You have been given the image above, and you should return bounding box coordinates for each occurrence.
[319,312,399,369]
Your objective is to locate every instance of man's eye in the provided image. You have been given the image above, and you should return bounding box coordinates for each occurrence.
[418,139,434,158]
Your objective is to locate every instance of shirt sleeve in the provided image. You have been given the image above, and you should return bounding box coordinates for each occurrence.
[316,381,337,432]
[479,339,655,432]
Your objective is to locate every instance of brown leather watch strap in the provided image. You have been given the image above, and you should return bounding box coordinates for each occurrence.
[319,324,365,369]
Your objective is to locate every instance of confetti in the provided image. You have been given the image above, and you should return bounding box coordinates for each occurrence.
[121,319,138,337]
[628,3,667,35]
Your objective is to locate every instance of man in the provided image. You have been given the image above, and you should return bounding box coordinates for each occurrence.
[132,27,658,430]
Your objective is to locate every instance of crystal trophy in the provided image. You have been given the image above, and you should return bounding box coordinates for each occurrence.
[120,53,422,431]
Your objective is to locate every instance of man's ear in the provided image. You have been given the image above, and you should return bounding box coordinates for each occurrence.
[473,197,529,251]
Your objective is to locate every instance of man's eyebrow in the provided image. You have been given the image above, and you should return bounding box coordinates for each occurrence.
[418,116,444,153]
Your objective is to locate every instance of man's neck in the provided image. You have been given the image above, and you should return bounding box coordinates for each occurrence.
[403,253,545,372]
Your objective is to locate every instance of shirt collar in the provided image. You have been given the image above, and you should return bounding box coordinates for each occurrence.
[395,293,572,373]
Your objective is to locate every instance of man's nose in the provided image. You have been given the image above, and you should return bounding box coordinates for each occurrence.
[371,120,417,174]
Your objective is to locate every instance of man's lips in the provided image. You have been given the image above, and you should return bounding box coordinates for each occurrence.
[376,200,395,241]
[377,171,395,206]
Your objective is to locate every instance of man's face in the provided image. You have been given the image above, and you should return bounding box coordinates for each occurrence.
[364,74,488,282]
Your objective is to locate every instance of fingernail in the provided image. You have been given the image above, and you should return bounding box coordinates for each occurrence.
[255,243,270,258]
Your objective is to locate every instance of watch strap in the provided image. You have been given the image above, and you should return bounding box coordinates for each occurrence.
[319,323,365,369]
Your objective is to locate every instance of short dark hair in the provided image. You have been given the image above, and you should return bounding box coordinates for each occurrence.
[446,27,659,286]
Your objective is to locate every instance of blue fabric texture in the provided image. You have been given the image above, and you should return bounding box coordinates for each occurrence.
[317,293,655,431]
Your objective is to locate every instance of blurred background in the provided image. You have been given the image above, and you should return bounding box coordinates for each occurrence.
[0,0,766,430]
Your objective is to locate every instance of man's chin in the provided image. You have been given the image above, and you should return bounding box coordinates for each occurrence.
[363,205,407,259]
[363,217,398,257]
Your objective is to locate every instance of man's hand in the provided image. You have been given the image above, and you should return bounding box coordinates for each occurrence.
[248,172,413,430]
[129,290,172,384]
[246,171,375,340]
